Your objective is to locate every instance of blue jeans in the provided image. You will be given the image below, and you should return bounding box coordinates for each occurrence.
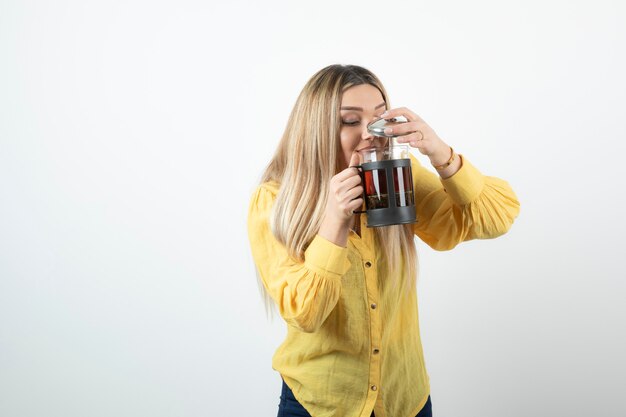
[277,378,433,417]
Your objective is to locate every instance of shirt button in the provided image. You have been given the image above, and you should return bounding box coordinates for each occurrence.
[364,261,372,268]
[370,303,377,309]
[371,385,378,391]
[373,348,380,354]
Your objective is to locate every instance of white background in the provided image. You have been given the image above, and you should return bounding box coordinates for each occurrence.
[1,1,625,416]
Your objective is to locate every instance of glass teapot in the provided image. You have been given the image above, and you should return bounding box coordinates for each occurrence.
[351,116,417,227]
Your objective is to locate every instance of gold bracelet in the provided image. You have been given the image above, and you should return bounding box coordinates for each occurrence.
[432,147,455,170]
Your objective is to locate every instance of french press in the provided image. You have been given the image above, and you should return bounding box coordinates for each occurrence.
[351,116,417,227]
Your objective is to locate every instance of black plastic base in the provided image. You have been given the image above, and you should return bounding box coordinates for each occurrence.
[365,205,417,228]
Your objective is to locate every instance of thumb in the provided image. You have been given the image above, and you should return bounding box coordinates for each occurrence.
[349,152,360,168]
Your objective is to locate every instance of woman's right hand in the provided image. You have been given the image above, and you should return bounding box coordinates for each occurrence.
[318,153,364,246]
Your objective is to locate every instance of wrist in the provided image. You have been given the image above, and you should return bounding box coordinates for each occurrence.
[434,151,462,179]
[429,145,452,166]
[318,215,350,247]
[430,146,454,169]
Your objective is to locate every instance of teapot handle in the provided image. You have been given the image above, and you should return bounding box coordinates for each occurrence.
[349,165,367,214]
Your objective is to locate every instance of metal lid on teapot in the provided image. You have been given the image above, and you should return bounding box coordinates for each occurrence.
[367,115,409,137]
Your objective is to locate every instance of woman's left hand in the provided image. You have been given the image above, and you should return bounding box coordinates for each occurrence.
[380,107,452,166]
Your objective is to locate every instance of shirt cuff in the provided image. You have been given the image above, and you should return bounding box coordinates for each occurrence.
[439,155,485,206]
[304,234,352,278]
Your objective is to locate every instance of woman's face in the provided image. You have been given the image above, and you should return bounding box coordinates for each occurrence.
[339,83,388,170]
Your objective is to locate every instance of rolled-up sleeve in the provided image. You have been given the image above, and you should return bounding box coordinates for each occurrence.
[410,153,521,251]
[247,182,351,333]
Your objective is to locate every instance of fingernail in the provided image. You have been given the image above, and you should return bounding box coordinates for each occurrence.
[384,127,393,134]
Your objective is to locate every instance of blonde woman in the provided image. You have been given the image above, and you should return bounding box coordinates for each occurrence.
[247,64,520,417]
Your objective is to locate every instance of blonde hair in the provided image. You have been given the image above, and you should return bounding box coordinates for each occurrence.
[255,64,418,319]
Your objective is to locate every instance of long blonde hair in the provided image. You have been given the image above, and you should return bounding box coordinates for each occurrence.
[256,64,418,319]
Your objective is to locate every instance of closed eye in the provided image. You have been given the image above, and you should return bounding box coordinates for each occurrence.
[342,120,360,126]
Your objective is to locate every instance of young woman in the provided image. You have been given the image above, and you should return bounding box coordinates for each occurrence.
[247,64,520,417]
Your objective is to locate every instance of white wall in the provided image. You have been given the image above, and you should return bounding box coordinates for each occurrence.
[1,1,625,416]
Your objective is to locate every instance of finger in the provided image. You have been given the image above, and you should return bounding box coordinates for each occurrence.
[381,107,421,123]
[384,121,422,137]
[338,174,362,195]
[380,106,408,119]
[335,165,360,182]
[334,152,361,183]
[396,130,425,144]
[349,152,360,169]
[380,106,405,117]
[346,184,364,201]
[408,140,426,150]
[347,197,364,213]
[336,171,361,190]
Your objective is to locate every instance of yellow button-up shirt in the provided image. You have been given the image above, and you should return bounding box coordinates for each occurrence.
[247,153,520,417]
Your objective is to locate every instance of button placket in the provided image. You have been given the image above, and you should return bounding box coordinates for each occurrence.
[354,231,382,402]
[362,251,382,399]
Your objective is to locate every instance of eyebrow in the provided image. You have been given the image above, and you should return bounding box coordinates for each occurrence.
[340,102,386,111]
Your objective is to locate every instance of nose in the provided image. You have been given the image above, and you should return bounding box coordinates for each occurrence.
[361,122,375,141]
